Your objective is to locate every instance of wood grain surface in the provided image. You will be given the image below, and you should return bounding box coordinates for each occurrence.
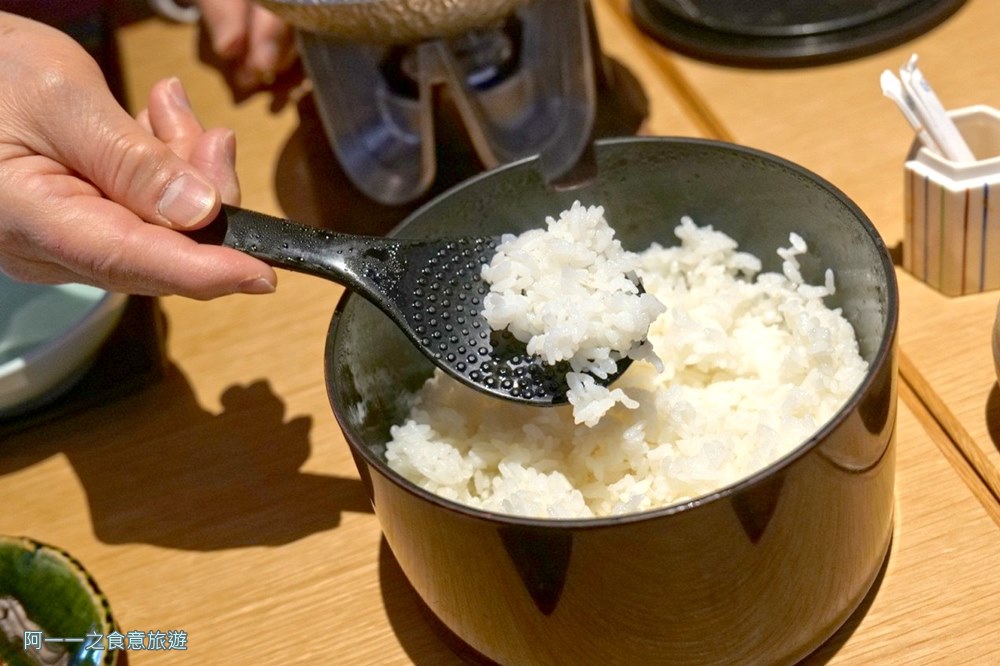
[2,5,999,664]
[629,0,1000,528]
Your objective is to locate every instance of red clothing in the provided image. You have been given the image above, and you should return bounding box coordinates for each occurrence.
[0,1,128,107]
[0,1,103,24]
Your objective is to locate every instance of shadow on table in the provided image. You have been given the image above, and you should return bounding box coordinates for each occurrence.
[0,363,371,551]
[888,241,904,267]
[983,383,1000,454]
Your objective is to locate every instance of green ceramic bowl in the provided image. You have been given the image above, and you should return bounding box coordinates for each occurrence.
[0,536,117,666]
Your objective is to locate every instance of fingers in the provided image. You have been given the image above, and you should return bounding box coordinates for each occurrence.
[144,78,241,205]
[197,0,250,62]
[0,15,223,232]
[1,188,276,299]
[0,12,274,299]
[76,206,277,299]
[188,128,241,206]
[197,0,298,92]
[144,77,205,152]
[135,108,153,133]
[243,7,298,86]
[47,87,222,231]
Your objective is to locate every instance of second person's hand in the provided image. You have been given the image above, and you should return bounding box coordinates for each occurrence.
[195,0,300,96]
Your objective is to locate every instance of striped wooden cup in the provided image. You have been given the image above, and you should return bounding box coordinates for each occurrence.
[904,105,1000,296]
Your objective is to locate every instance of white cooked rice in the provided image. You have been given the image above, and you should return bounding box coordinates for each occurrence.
[480,201,666,425]
[384,211,868,519]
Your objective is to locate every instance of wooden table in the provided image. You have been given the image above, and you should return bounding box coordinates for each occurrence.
[4,3,1000,663]
[638,0,1000,505]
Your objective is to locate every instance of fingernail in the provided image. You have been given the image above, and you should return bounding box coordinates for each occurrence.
[158,173,217,228]
[167,77,191,109]
[238,277,276,294]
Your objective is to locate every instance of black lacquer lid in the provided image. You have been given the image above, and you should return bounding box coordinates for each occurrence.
[631,0,967,68]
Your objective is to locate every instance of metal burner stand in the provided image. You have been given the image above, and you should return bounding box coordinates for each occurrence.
[297,0,598,205]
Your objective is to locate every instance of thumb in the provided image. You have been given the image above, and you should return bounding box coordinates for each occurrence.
[76,112,221,229]
[43,81,221,230]
[3,14,221,229]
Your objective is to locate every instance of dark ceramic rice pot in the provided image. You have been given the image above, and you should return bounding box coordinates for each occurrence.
[325,137,898,665]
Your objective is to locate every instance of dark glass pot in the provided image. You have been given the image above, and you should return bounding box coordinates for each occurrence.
[326,138,898,665]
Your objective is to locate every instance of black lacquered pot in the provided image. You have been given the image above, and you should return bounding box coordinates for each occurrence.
[326,137,898,665]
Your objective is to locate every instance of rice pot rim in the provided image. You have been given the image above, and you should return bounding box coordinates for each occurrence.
[325,136,899,530]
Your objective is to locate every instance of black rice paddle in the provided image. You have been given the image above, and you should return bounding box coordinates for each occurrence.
[192,205,633,405]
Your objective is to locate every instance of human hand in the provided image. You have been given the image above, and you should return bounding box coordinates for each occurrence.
[0,12,276,299]
[194,0,301,102]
